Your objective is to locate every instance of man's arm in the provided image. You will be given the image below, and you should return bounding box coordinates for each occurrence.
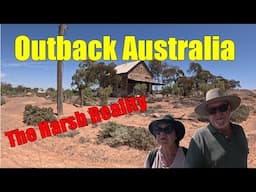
[185,138,205,168]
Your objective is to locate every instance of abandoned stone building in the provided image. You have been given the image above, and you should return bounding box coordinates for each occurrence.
[113,60,163,97]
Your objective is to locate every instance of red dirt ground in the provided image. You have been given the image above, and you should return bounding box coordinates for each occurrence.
[1,90,256,168]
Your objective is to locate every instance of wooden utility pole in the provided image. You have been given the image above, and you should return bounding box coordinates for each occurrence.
[57,24,66,115]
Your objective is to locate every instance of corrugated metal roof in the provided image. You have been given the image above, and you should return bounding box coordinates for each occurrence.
[115,60,141,74]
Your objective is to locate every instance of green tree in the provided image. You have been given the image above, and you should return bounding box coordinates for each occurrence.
[63,89,74,102]
[149,59,163,83]
[15,85,27,95]
[1,82,13,96]
[176,77,194,97]
[93,62,119,88]
[162,66,184,86]
[226,79,241,89]
[187,62,203,76]
[71,60,97,107]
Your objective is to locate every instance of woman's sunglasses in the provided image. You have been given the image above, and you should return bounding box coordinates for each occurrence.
[153,125,174,135]
[207,103,229,115]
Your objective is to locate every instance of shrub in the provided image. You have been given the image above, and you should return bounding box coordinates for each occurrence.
[231,105,250,123]
[98,85,112,106]
[133,83,147,96]
[23,104,56,126]
[97,121,157,150]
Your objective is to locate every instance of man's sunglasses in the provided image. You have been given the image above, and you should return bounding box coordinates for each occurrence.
[207,103,229,115]
[153,125,174,135]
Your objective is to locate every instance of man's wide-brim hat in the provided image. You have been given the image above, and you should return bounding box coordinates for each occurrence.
[195,88,241,116]
[149,115,185,141]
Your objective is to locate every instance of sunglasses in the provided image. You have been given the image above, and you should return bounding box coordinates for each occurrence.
[153,125,174,135]
[207,103,229,115]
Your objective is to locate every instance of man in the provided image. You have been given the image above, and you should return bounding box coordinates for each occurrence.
[185,88,249,168]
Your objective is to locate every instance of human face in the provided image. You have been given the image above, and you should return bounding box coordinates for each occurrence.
[153,123,176,146]
[207,101,231,130]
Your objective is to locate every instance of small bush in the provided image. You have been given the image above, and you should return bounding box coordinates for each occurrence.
[23,104,56,126]
[133,83,147,96]
[231,105,250,123]
[97,121,157,150]
[98,85,112,106]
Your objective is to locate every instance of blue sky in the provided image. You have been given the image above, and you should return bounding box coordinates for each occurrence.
[1,24,256,90]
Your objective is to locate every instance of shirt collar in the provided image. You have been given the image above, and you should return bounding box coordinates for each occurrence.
[207,123,217,135]
[207,123,236,136]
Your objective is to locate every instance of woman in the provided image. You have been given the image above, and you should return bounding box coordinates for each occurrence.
[144,115,187,168]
